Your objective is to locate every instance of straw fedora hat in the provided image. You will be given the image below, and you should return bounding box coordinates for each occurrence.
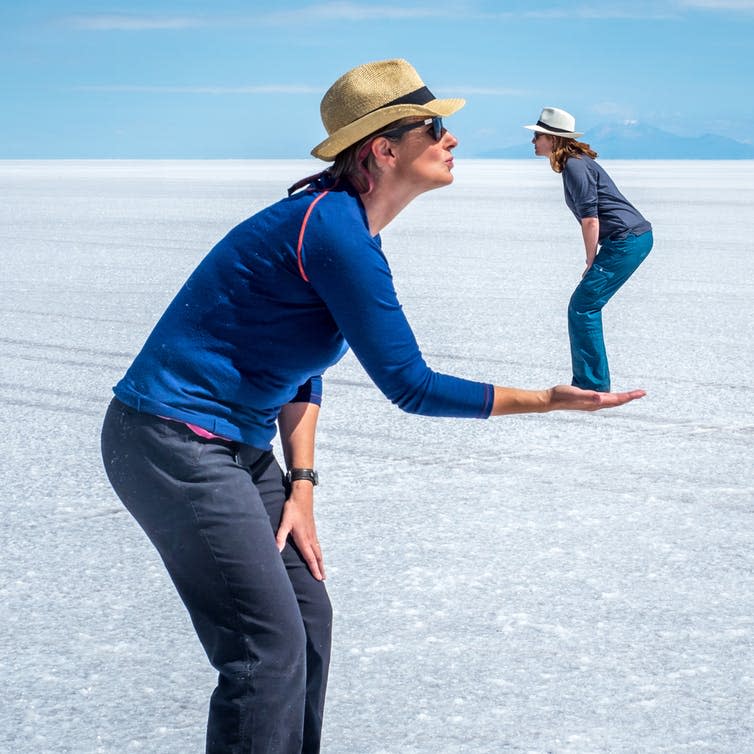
[524,107,583,139]
[311,59,465,161]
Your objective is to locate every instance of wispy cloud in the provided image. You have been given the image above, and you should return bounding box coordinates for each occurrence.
[62,4,453,31]
[676,0,754,9]
[266,0,753,22]
[486,1,754,18]
[359,2,679,21]
[73,85,321,94]
[265,1,449,21]
[455,86,529,96]
[61,1,754,32]
[72,83,526,97]
[65,14,206,31]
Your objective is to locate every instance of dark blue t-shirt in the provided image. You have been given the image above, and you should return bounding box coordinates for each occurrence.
[562,155,651,242]
[114,176,494,448]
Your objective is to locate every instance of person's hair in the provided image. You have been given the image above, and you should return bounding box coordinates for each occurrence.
[548,136,598,173]
[289,118,417,196]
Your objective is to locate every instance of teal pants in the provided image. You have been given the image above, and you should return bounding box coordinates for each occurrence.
[568,230,653,392]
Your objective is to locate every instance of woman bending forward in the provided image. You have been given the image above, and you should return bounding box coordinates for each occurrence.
[101,62,645,754]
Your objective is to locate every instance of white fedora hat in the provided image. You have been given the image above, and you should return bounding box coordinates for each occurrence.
[311,59,465,161]
[524,107,583,139]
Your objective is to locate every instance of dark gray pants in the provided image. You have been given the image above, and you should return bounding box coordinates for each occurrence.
[101,398,332,753]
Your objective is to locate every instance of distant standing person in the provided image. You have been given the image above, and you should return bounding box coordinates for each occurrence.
[525,107,653,392]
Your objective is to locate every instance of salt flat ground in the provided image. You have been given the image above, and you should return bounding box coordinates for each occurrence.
[1,159,752,754]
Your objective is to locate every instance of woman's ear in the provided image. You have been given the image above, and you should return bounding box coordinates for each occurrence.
[371,137,397,167]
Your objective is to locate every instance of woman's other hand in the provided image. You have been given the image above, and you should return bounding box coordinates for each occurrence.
[275,483,326,581]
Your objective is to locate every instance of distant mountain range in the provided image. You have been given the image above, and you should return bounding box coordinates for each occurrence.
[477,121,754,159]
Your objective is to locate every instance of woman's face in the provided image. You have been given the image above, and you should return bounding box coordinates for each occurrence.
[389,118,459,191]
[532,131,554,157]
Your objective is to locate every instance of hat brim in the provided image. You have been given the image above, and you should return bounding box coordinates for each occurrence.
[312,98,465,161]
[524,124,583,139]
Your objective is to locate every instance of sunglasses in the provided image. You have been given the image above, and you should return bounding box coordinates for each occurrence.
[381,116,445,142]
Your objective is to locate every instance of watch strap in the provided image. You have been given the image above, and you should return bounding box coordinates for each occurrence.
[286,467,319,485]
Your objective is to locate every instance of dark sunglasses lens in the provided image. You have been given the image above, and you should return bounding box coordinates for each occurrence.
[432,117,443,141]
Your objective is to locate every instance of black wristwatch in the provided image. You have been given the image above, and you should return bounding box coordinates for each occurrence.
[285,468,319,486]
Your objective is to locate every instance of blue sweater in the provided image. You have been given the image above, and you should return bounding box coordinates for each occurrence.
[114,176,494,449]
[562,155,651,243]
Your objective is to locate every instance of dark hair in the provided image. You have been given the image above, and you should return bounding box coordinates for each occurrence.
[327,133,381,194]
[549,136,598,173]
[289,118,418,196]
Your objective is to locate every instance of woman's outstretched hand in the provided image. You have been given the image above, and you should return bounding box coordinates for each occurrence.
[491,384,645,415]
[546,385,646,411]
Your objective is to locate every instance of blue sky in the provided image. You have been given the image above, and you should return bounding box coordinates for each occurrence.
[2,0,753,158]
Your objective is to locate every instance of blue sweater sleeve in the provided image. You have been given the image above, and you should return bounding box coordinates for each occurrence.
[563,157,598,219]
[290,376,323,405]
[300,197,494,419]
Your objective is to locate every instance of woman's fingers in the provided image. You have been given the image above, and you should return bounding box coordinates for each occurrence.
[291,529,325,581]
[601,388,646,406]
[275,520,291,552]
[276,504,326,581]
[303,538,326,582]
[549,385,646,411]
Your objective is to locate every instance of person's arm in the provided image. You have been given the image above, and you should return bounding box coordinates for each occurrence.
[581,216,600,276]
[490,384,644,415]
[563,160,599,276]
[275,400,325,581]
